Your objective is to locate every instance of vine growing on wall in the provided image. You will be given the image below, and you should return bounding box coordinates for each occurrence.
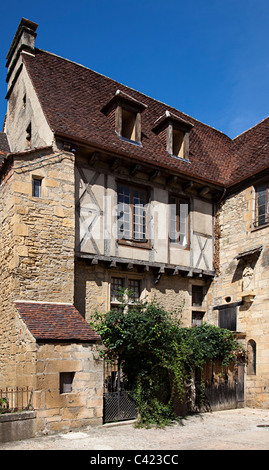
[90,293,245,427]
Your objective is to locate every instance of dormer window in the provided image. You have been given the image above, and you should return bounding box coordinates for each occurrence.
[102,90,147,146]
[121,108,136,141]
[152,111,193,161]
[172,128,184,158]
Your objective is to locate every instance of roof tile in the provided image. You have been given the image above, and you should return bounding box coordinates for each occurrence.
[22,49,235,186]
[15,301,100,342]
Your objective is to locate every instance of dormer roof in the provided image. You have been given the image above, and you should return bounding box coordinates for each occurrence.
[102,89,148,115]
[152,110,194,134]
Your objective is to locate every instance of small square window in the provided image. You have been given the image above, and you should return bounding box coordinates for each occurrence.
[32,177,42,198]
[192,311,205,326]
[60,372,75,394]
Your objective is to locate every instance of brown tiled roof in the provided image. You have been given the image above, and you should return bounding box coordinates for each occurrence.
[229,117,269,185]
[16,48,268,188]
[22,49,236,186]
[15,301,100,342]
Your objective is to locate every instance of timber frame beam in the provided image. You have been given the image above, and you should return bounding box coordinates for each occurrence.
[75,252,215,279]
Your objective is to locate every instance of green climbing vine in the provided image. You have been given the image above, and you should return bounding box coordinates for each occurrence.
[90,293,245,428]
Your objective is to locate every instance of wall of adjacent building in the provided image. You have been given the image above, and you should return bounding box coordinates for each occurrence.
[211,184,269,408]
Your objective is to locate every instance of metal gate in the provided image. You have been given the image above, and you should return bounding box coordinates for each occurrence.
[103,359,137,424]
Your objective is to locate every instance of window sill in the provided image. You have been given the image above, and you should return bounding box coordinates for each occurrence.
[170,242,190,251]
[117,239,152,250]
[118,135,142,147]
[168,153,190,163]
[251,222,269,232]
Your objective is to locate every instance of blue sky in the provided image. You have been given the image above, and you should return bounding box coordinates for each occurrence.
[0,0,268,139]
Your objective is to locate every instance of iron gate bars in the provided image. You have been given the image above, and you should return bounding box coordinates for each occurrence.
[103,359,137,423]
[0,387,33,413]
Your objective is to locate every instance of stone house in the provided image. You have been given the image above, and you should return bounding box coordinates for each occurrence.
[0,18,268,433]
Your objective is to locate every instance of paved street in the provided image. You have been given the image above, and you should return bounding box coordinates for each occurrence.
[1,407,269,451]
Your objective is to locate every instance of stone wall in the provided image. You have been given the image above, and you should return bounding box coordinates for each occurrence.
[11,148,75,303]
[75,260,210,328]
[14,310,103,434]
[212,185,269,408]
[34,342,103,434]
[0,148,75,389]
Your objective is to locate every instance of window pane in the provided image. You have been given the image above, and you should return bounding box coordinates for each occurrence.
[133,190,146,240]
[33,178,41,197]
[111,278,124,302]
[128,279,140,301]
[256,185,268,226]
[118,185,147,241]
[117,186,131,238]
[169,199,177,243]
[179,202,188,246]
[169,198,188,245]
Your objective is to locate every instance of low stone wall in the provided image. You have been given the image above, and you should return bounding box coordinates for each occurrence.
[0,411,36,442]
[34,342,103,435]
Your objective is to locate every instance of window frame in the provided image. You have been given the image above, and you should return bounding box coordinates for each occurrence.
[117,182,150,249]
[169,194,190,249]
[172,128,185,159]
[116,105,142,146]
[110,277,141,311]
[60,372,75,394]
[32,176,42,198]
[254,183,269,228]
[191,311,205,326]
[192,285,204,307]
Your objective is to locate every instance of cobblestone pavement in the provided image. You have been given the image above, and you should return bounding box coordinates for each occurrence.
[1,408,269,451]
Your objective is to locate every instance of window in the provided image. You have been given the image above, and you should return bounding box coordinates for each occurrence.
[60,372,75,394]
[102,90,147,146]
[111,277,124,307]
[218,306,237,331]
[172,128,184,158]
[192,285,204,307]
[117,184,147,243]
[110,277,141,310]
[121,108,137,141]
[254,184,269,227]
[152,111,193,161]
[192,311,205,326]
[169,196,189,247]
[128,279,141,302]
[32,177,42,197]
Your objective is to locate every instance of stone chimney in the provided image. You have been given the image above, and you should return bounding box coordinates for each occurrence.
[6,18,38,98]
